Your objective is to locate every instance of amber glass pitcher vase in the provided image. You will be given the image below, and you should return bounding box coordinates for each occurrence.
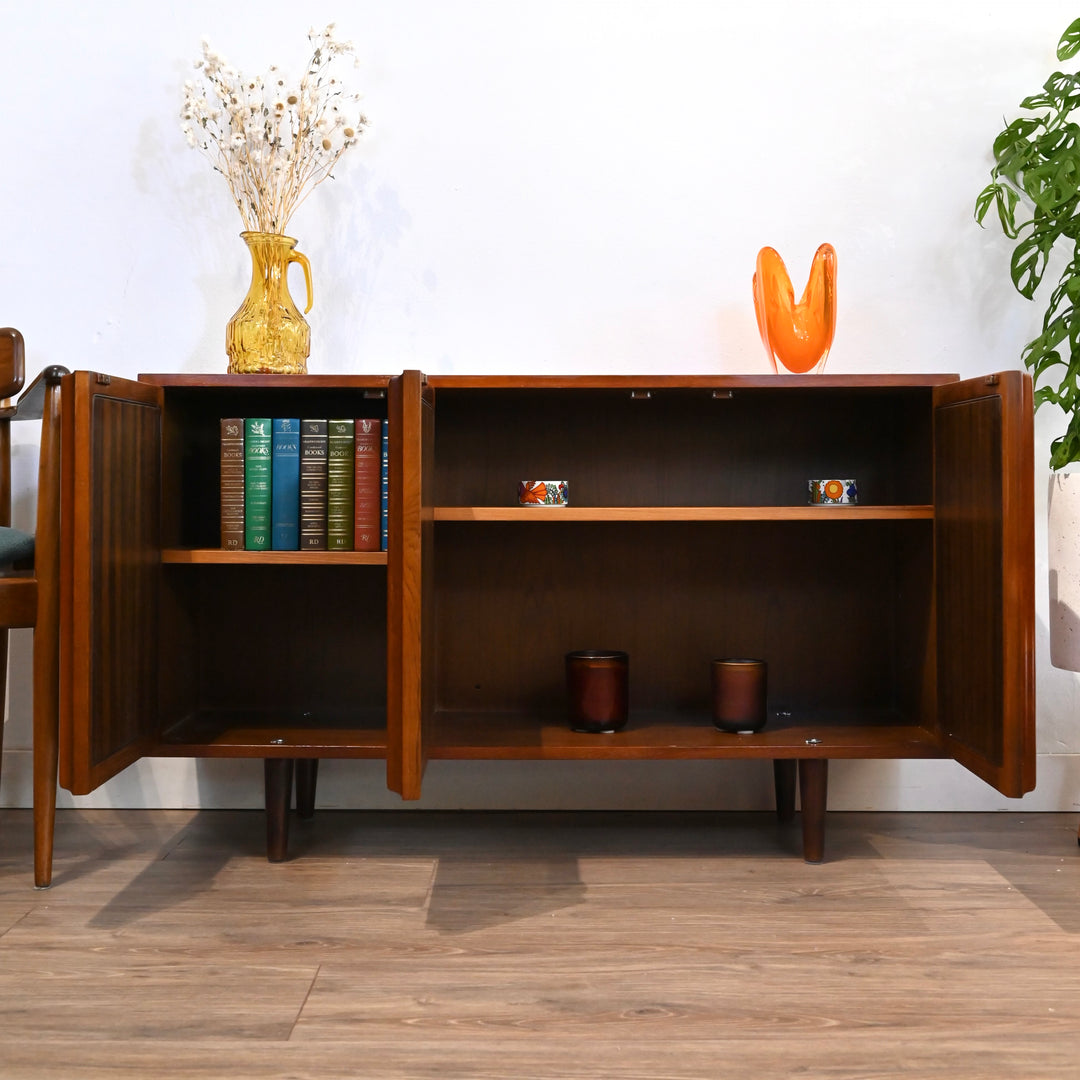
[225,231,314,374]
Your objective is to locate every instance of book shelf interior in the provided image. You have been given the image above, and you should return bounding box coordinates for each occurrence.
[429,515,938,756]
[155,508,388,754]
[158,382,389,551]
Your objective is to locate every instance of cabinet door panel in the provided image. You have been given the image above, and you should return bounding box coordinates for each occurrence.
[933,372,1034,796]
[387,371,432,798]
[59,373,163,795]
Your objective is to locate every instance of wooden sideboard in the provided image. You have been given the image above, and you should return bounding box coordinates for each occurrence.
[33,370,1035,883]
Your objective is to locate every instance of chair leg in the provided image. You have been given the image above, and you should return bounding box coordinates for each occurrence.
[0,629,6,794]
[32,376,63,890]
[32,623,59,889]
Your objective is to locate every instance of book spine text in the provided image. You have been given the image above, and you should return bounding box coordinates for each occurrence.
[220,417,245,551]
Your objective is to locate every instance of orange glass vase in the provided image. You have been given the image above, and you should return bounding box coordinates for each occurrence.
[752,243,837,374]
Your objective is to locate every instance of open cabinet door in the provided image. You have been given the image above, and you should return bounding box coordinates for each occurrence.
[58,372,163,795]
[933,371,1035,797]
[387,370,434,798]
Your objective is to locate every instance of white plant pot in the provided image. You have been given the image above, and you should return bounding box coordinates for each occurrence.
[1048,471,1080,670]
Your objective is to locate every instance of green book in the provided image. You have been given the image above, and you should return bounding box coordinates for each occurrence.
[327,419,355,550]
[244,418,273,551]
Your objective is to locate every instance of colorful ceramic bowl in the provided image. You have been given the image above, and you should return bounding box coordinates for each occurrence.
[808,479,857,505]
[518,480,569,506]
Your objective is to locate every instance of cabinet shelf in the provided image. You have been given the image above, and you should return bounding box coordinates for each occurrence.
[428,709,947,760]
[160,548,388,565]
[158,708,388,757]
[433,506,934,522]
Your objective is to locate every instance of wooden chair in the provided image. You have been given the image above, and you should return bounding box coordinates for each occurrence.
[0,328,66,887]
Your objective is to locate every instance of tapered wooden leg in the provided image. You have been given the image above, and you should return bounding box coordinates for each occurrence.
[773,759,797,823]
[264,758,294,863]
[295,759,318,820]
[798,758,829,864]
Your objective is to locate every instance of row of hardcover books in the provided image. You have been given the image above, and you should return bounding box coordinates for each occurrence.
[221,417,388,551]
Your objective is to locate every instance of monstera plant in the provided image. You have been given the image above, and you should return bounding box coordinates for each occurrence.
[976,16,1080,469]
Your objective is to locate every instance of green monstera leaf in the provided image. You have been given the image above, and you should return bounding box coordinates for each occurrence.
[977,16,1080,467]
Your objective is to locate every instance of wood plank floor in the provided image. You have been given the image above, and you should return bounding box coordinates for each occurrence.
[0,809,1078,1079]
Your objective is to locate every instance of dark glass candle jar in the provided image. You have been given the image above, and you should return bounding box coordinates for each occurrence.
[566,650,629,733]
[711,658,767,733]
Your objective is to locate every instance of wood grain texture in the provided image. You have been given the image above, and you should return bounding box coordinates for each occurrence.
[1,809,1078,1079]
[60,374,164,796]
[933,374,1035,796]
[387,371,431,799]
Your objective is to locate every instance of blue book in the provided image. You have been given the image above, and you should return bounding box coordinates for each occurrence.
[271,418,301,550]
[380,419,389,551]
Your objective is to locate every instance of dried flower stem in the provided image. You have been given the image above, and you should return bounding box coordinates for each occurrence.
[181,24,368,234]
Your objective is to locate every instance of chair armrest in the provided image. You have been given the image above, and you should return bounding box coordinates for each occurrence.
[10,365,69,422]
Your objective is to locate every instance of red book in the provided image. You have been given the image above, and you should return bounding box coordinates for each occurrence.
[353,418,381,551]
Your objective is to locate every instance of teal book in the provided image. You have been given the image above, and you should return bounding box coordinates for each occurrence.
[271,418,301,550]
[327,419,355,550]
[244,418,273,551]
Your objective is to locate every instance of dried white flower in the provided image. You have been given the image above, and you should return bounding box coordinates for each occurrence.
[180,25,368,233]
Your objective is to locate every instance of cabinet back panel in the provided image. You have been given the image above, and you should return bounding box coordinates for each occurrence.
[433,389,932,507]
[433,521,933,721]
[159,565,387,715]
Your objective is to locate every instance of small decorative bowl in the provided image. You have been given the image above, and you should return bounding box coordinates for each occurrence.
[808,479,857,505]
[518,480,569,506]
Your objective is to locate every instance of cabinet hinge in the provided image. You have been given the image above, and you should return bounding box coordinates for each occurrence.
[985,374,999,386]
[363,389,386,399]
[95,373,111,386]
[630,390,652,400]
[712,390,734,400]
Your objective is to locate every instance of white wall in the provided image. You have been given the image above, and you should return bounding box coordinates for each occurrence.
[2,0,1079,812]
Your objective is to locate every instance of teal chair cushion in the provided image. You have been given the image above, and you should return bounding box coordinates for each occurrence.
[0,526,34,566]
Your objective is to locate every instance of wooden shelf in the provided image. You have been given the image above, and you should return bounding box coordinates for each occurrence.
[427,709,947,760]
[158,709,388,757]
[434,506,935,522]
[160,548,388,565]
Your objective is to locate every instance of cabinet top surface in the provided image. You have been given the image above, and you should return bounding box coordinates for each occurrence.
[132,372,965,390]
[425,373,961,389]
[137,373,394,388]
